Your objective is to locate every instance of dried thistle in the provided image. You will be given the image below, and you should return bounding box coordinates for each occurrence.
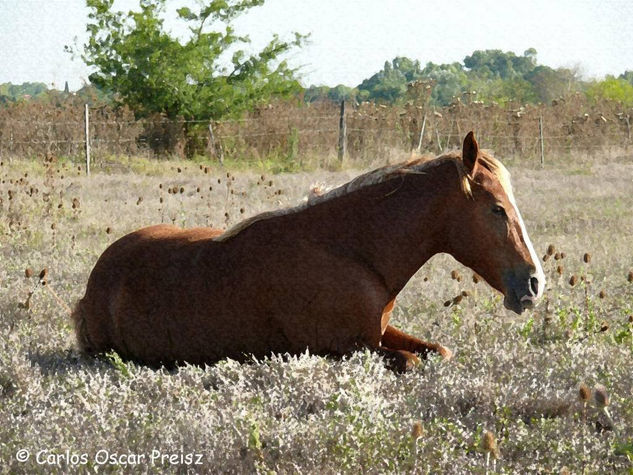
[578,383,591,403]
[411,421,423,440]
[481,430,499,473]
[593,384,609,408]
[481,431,498,456]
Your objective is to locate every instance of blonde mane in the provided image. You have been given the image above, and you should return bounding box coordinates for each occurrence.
[216,150,513,242]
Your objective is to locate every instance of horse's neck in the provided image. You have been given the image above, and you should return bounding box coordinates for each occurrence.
[315,165,454,297]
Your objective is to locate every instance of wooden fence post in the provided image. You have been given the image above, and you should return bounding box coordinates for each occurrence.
[538,115,545,168]
[416,112,427,153]
[338,100,346,162]
[208,122,224,165]
[84,104,91,176]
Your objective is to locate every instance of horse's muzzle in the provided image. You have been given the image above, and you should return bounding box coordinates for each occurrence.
[503,270,544,314]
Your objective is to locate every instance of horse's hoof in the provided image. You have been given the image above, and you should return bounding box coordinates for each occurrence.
[437,345,453,360]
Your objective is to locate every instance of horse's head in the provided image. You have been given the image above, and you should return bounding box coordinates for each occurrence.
[448,132,545,314]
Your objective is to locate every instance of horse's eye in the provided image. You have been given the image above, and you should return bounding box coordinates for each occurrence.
[492,205,506,216]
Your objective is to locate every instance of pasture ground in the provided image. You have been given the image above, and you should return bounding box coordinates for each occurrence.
[0,152,632,473]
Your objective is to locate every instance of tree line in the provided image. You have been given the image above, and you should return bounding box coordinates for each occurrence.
[305,51,633,108]
[2,1,633,123]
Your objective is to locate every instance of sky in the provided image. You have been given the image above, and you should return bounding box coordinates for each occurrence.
[1,0,632,91]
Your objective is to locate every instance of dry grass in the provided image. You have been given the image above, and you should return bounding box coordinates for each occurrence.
[1,152,632,473]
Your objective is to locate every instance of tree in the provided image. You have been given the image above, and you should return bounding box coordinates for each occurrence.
[357,57,424,103]
[586,76,633,107]
[463,49,537,80]
[72,0,306,122]
[304,84,357,103]
[419,61,468,106]
[525,66,580,103]
[619,70,633,85]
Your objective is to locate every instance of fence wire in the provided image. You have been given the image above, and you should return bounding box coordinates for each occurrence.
[0,102,631,163]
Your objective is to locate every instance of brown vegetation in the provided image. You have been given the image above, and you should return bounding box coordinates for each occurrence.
[0,94,631,162]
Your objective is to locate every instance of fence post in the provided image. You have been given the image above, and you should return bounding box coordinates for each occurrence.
[84,104,90,176]
[435,126,442,152]
[338,100,346,162]
[208,122,224,165]
[538,115,545,168]
[416,112,427,153]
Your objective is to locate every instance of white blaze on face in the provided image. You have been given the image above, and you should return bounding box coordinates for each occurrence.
[506,190,546,298]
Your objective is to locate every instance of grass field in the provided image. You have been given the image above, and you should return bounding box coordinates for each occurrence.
[1,152,632,473]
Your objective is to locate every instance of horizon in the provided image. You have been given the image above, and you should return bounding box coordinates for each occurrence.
[1,0,632,91]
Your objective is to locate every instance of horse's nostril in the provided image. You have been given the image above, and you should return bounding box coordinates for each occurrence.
[530,276,539,296]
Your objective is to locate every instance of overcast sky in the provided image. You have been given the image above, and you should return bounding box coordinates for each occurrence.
[1,0,632,90]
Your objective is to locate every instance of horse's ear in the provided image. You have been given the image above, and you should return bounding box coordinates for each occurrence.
[462,131,479,175]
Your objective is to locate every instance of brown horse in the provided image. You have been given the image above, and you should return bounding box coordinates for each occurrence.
[72,132,544,371]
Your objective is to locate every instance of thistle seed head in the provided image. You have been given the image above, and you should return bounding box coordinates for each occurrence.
[579,383,591,402]
[593,384,609,408]
[481,431,499,459]
[411,421,423,440]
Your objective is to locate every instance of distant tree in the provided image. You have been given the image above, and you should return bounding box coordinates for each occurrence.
[586,76,633,106]
[0,82,49,102]
[619,70,633,85]
[464,49,537,80]
[525,66,580,103]
[304,85,330,103]
[71,0,306,122]
[304,84,357,103]
[419,62,468,106]
[357,57,424,103]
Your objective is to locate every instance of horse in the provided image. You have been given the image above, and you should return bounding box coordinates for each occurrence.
[72,132,545,371]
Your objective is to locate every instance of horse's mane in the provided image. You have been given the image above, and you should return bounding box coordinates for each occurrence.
[215,150,513,242]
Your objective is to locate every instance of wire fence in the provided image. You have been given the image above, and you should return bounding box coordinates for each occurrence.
[0,96,631,168]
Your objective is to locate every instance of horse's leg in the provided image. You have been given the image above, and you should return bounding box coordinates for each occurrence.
[381,325,453,360]
[375,347,421,373]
